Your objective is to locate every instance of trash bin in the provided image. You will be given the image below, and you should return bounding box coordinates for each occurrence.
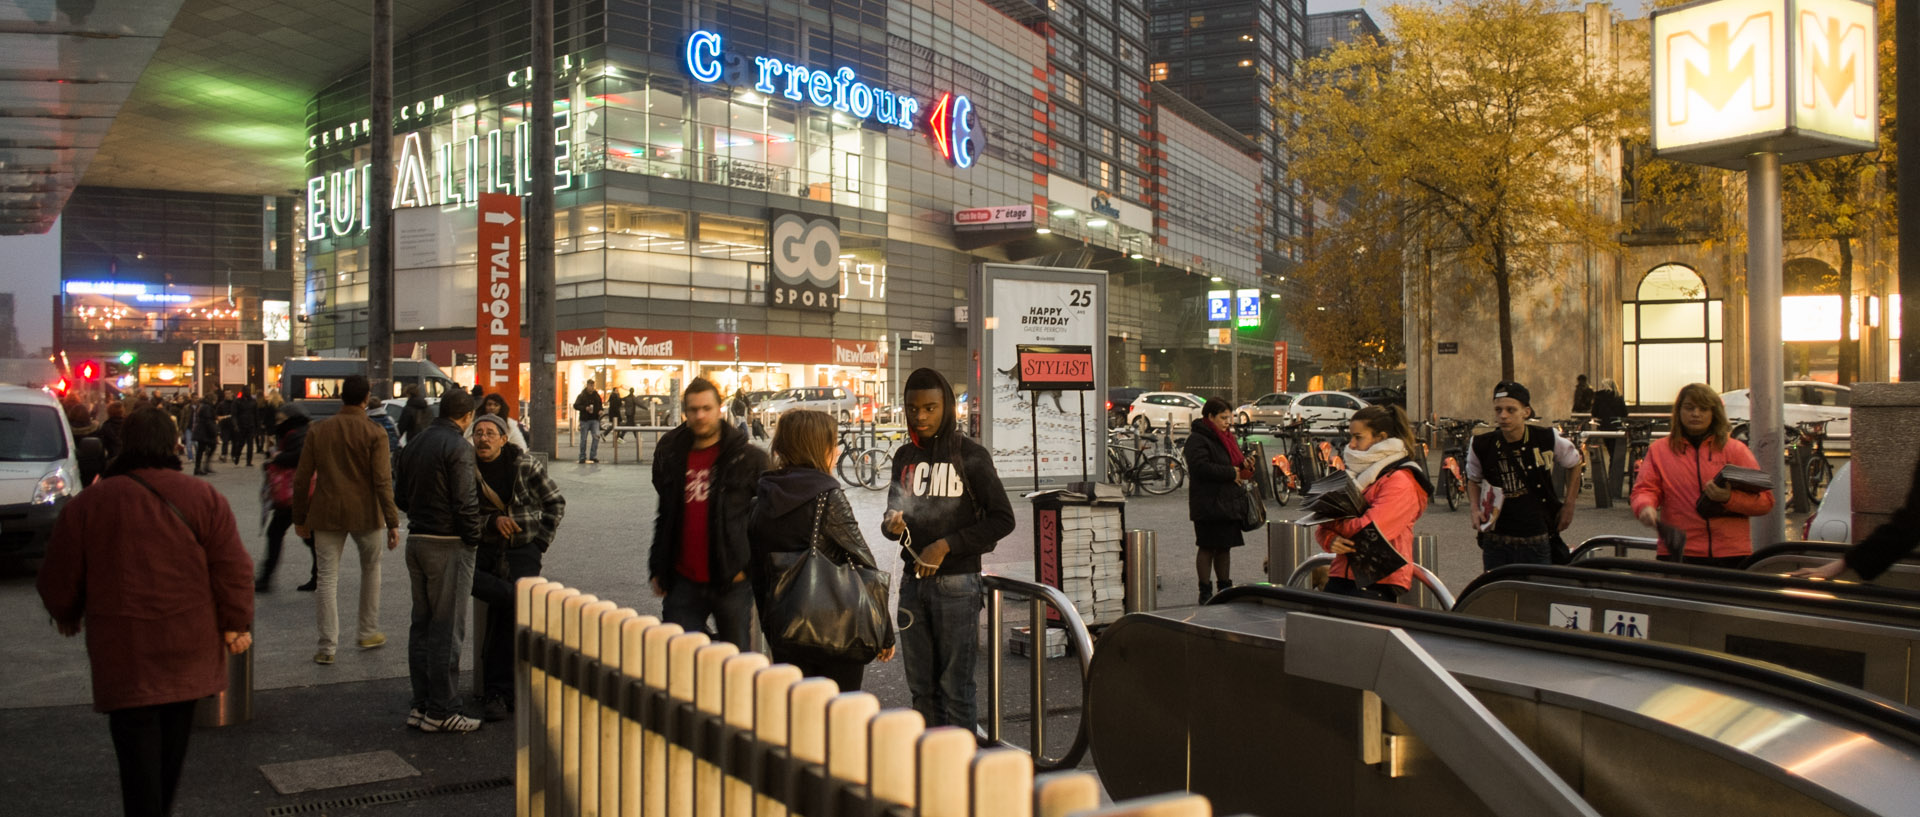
[195,645,253,727]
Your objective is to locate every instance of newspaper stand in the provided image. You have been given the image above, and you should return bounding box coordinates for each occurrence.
[1014,344,1128,635]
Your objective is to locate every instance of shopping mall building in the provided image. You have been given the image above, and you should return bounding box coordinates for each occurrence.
[292,0,1278,413]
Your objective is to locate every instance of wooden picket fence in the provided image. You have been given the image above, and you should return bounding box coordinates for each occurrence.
[514,578,1229,817]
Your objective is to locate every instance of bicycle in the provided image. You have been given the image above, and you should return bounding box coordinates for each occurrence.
[1431,418,1476,512]
[1107,428,1186,496]
[1267,416,1312,506]
[1619,420,1658,493]
[834,424,892,491]
[1784,420,1835,511]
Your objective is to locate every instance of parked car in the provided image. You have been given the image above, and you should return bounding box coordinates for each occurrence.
[1803,461,1851,543]
[280,357,459,423]
[0,385,82,558]
[1107,387,1146,428]
[1350,386,1406,409]
[1723,381,1850,451]
[1286,390,1370,431]
[1235,392,1298,426]
[1126,391,1207,433]
[762,386,862,426]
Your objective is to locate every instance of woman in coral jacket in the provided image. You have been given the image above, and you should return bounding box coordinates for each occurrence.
[1630,383,1776,567]
[1316,404,1433,602]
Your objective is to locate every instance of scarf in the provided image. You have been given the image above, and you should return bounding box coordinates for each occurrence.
[1344,437,1409,490]
[1209,422,1244,469]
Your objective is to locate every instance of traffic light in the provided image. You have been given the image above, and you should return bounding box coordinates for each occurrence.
[117,351,136,366]
[78,360,98,381]
[52,378,70,397]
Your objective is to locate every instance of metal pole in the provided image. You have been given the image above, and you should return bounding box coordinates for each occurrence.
[1267,520,1317,585]
[988,588,1003,744]
[1412,533,1437,610]
[1124,530,1157,613]
[1747,152,1785,552]
[1030,595,1046,756]
[1900,0,1920,376]
[527,0,558,457]
[1078,391,1088,485]
[366,0,393,398]
[1031,396,1041,492]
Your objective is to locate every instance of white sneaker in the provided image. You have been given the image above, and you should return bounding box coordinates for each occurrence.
[418,712,482,733]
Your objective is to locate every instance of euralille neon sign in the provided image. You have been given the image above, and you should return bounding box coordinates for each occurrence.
[683,30,977,169]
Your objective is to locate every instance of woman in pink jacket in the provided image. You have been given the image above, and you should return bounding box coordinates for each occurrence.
[1317,405,1433,602]
[1630,383,1776,567]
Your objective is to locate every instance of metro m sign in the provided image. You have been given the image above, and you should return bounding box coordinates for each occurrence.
[476,193,522,415]
[1651,0,1876,168]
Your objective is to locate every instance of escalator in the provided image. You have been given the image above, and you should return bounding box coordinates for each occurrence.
[1087,585,1920,817]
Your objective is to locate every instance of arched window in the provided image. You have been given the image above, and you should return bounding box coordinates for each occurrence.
[1623,264,1722,403]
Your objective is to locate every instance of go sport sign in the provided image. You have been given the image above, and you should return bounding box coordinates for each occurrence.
[683,30,979,169]
[769,210,842,312]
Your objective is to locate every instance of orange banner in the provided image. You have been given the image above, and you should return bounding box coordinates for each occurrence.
[476,193,522,416]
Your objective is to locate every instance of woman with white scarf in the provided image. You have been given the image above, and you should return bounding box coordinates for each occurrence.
[1315,404,1433,602]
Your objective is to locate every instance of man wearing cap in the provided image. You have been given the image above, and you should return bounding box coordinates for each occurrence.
[1465,381,1584,570]
[468,413,565,721]
[393,389,488,732]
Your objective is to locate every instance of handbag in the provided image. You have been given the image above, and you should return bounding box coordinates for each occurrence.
[1232,479,1267,532]
[761,492,894,663]
[267,464,295,508]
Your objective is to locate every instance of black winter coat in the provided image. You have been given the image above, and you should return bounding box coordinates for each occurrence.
[1183,419,1245,522]
[1591,390,1629,430]
[393,418,486,545]
[649,420,770,590]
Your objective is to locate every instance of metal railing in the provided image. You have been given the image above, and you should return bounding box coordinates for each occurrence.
[1567,535,1659,563]
[513,578,1210,816]
[1282,552,1457,611]
[982,574,1096,772]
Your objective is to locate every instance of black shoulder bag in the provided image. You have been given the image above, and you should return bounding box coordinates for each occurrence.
[762,491,894,663]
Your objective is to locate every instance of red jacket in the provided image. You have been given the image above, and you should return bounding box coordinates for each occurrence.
[1630,436,1774,560]
[37,468,254,712]
[1316,467,1429,590]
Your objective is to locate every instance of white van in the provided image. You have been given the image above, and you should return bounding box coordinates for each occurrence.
[0,385,82,558]
[280,358,460,422]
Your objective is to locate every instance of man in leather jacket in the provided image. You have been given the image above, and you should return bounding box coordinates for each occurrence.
[393,388,487,732]
[648,377,770,648]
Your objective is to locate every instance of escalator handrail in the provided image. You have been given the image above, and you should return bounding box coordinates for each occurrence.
[1741,540,1880,568]
[1453,564,1920,629]
[1567,535,1659,563]
[1568,557,1920,606]
[1202,583,1920,747]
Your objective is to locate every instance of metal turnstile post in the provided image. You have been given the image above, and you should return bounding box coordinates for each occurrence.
[1268,521,1317,585]
[1411,533,1439,610]
[1124,530,1158,613]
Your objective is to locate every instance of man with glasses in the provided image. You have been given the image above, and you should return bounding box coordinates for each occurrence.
[466,413,564,721]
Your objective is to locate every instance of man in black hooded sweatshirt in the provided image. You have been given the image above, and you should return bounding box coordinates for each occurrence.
[881,367,1016,731]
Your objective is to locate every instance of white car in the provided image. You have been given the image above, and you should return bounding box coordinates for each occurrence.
[1126,392,1207,433]
[1804,461,1851,543]
[0,385,82,558]
[1286,390,1371,431]
[761,386,861,426]
[1722,381,1849,451]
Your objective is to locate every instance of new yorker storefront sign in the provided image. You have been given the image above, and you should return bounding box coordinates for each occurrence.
[684,30,980,169]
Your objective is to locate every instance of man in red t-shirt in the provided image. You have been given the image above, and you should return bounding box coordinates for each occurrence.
[648,378,770,646]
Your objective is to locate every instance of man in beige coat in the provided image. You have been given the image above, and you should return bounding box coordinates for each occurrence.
[294,374,403,664]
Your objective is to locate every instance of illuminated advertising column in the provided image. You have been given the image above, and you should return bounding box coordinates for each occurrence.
[476,192,523,416]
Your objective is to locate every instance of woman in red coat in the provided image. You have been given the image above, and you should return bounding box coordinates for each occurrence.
[38,408,254,817]
[1630,383,1776,567]
[1317,405,1433,602]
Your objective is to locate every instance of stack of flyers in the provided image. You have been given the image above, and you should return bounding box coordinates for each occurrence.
[1295,472,1368,526]
[1344,522,1410,588]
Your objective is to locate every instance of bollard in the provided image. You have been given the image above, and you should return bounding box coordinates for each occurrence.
[195,644,253,727]
[1267,521,1317,585]
[1124,530,1158,613]
[1411,534,1439,610]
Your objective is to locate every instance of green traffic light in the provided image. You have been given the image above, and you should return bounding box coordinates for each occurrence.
[118,351,135,365]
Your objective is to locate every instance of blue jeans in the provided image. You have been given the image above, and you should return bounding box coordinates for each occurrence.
[661,574,754,649]
[406,534,476,718]
[579,419,600,461]
[899,572,983,730]
[1478,531,1552,572]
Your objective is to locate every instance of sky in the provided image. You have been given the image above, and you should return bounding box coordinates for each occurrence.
[0,224,58,358]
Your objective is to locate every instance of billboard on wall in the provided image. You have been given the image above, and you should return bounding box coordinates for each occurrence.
[970,264,1108,487]
[476,193,522,415]
[768,210,842,311]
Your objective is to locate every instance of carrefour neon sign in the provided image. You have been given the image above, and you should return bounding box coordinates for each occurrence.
[683,30,977,169]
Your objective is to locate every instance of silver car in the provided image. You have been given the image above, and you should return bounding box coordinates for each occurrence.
[762,386,861,426]
[1236,392,1298,426]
